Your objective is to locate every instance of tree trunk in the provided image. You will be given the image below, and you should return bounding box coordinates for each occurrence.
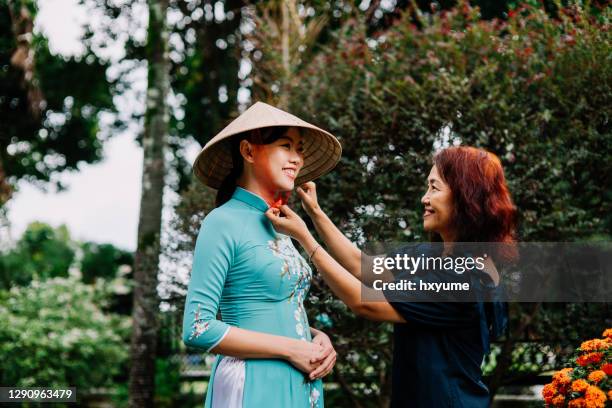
[0,158,13,206]
[128,0,170,406]
[8,1,44,118]
[279,0,290,109]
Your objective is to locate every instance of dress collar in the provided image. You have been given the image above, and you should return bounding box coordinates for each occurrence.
[232,187,270,212]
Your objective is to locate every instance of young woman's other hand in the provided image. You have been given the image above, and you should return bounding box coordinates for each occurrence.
[286,340,325,375]
[309,331,337,380]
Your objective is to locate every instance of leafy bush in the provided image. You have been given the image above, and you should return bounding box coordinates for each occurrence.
[0,222,74,289]
[0,276,130,390]
[80,242,133,284]
[112,357,201,408]
[289,2,610,242]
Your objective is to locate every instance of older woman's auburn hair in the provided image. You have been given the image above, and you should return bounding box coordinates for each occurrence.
[431,146,518,262]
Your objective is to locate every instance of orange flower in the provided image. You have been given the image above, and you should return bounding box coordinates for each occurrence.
[602,363,612,376]
[580,339,610,352]
[590,352,603,364]
[584,385,606,408]
[577,352,604,367]
[543,383,558,404]
[551,394,565,407]
[553,367,574,386]
[582,339,610,351]
[568,397,586,408]
[587,370,606,384]
[572,379,589,393]
[608,390,612,401]
[602,328,612,338]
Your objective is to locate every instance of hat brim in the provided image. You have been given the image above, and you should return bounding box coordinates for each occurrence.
[193,124,341,189]
[193,102,342,189]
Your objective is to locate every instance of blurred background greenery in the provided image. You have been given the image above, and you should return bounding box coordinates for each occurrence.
[0,0,610,406]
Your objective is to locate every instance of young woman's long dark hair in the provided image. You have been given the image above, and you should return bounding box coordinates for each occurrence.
[430,146,518,263]
[215,126,292,207]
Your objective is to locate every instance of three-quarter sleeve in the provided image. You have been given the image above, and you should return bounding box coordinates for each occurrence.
[182,211,235,352]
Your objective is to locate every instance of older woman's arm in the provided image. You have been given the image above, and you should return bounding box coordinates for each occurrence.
[297,183,385,286]
[266,204,405,323]
[304,231,405,322]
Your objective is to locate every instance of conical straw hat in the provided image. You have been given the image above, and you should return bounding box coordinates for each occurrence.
[193,101,342,189]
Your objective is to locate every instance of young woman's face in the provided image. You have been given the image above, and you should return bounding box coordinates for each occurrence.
[421,165,454,239]
[251,127,304,191]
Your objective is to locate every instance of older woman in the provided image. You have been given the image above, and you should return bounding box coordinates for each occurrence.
[266,146,517,407]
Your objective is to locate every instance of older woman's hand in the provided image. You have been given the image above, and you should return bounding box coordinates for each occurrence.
[296,182,321,218]
[265,204,311,242]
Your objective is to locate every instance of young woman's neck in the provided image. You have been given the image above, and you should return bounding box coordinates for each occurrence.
[236,176,278,207]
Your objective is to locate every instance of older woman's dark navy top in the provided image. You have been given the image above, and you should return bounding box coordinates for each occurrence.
[383,243,508,408]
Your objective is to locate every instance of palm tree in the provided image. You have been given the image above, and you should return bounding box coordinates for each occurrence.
[247,0,327,109]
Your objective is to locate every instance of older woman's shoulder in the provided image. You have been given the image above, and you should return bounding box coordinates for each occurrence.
[389,242,442,258]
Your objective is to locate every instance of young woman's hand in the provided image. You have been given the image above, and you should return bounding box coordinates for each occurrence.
[286,340,325,374]
[296,182,321,218]
[309,331,337,380]
[265,205,311,243]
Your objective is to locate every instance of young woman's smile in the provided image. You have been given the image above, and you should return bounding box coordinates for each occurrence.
[252,127,304,191]
[283,167,297,180]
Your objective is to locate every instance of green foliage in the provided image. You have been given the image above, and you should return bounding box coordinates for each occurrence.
[80,242,133,284]
[112,357,201,408]
[0,276,130,389]
[0,222,74,289]
[289,1,611,242]
[0,2,116,197]
[154,358,199,407]
[162,181,216,305]
[163,0,244,192]
[0,222,134,290]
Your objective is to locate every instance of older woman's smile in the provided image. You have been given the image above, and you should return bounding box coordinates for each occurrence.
[423,208,435,218]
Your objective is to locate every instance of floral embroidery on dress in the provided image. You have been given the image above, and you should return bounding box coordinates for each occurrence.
[269,235,321,406]
[268,235,313,341]
[309,384,321,408]
[189,303,210,341]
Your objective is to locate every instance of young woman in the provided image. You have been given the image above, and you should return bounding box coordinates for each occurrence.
[182,102,342,407]
[266,146,517,407]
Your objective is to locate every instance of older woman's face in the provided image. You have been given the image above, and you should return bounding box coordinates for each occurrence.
[421,165,454,239]
[251,127,304,191]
